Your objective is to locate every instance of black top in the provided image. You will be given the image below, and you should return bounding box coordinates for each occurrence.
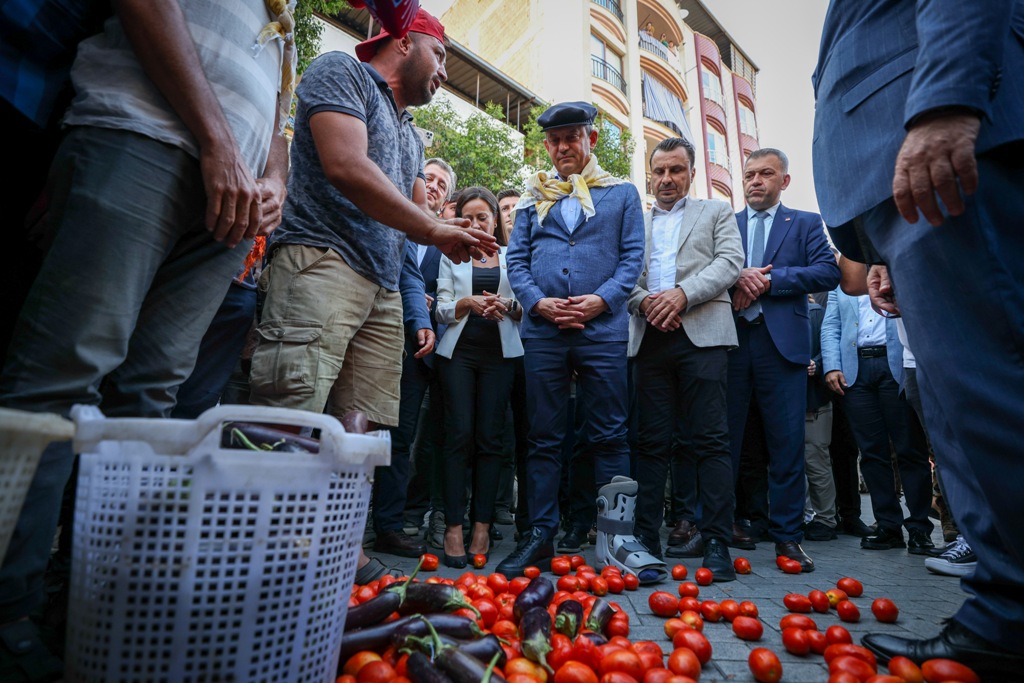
[459,266,501,349]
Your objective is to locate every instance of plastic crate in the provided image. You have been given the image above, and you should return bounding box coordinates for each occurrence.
[64,405,390,683]
[0,408,75,563]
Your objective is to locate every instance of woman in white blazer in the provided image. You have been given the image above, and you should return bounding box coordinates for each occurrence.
[434,187,524,567]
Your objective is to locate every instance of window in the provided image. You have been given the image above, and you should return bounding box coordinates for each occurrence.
[706,128,728,168]
[738,105,757,137]
[701,69,724,106]
[601,118,622,146]
[591,34,623,75]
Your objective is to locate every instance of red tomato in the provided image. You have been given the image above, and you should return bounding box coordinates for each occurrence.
[623,573,640,591]
[606,575,625,594]
[871,597,899,623]
[640,669,675,683]
[809,589,831,613]
[781,627,810,656]
[506,657,548,681]
[783,593,813,613]
[829,655,877,680]
[738,601,759,618]
[524,566,541,579]
[836,600,861,623]
[779,614,817,631]
[570,555,586,570]
[342,652,381,677]
[827,674,861,683]
[699,600,721,622]
[607,612,630,638]
[337,676,357,683]
[473,598,498,629]
[671,564,688,580]
[573,634,602,672]
[576,574,593,593]
[887,656,924,683]
[826,588,848,607]
[678,597,700,613]
[467,582,495,601]
[671,629,712,665]
[555,660,599,683]
[509,576,532,595]
[734,557,752,574]
[488,573,509,594]
[679,610,704,632]
[663,617,688,639]
[748,647,783,683]
[732,616,763,641]
[649,591,681,617]
[781,559,803,574]
[719,599,740,622]
[472,553,487,569]
[356,660,396,683]
[823,644,876,669]
[552,556,572,576]
[836,577,863,597]
[547,633,575,672]
[631,640,663,657]
[920,658,980,683]
[558,575,581,592]
[826,625,853,645]
[666,647,702,678]
[600,649,644,680]
[806,629,829,655]
[591,576,609,597]
[865,676,905,683]
[677,582,700,598]
[492,619,518,641]
[694,567,713,586]
[599,673,640,683]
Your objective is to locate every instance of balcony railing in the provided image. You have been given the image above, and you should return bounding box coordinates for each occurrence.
[591,0,624,22]
[707,148,731,171]
[591,56,626,95]
[638,31,669,61]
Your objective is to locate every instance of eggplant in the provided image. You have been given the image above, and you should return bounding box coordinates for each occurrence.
[340,615,417,661]
[406,651,455,683]
[344,590,402,631]
[554,599,583,638]
[391,613,485,643]
[512,576,554,621]
[398,581,480,617]
[584,596,616,636]
[579,630,608,647]
[223,422,319,452]
[518,606,554,673]
[435,647,508,683]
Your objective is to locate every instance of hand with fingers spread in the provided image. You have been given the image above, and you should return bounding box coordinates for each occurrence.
[419,217,497,264]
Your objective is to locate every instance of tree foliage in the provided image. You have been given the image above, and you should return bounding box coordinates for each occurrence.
[295,0,351,74]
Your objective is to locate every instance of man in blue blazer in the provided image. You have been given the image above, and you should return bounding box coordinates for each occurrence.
[812,1,1024,674]
[728,148,840,573]
[499,102,658,581]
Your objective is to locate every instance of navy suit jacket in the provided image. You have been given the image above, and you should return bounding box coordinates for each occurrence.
[403,243,445,368]
[734,205,841,365]
[812,0,1024,239]
[507,183,645,342]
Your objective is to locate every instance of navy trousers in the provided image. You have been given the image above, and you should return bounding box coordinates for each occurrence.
[523,335,630,539]
[856,143,1024,649]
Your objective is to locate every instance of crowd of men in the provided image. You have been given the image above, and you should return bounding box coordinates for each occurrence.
[1,1,1021,681]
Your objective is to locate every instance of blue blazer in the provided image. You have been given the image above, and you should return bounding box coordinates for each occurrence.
[733,205,841,365]
[820,289,904,388]
[506,183,645,342]
[812,0,1024,237]
[400,243,429,333]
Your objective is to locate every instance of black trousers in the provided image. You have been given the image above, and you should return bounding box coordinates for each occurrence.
[634,327,734,550]
[829,397,862,523]
[437,344,516,526]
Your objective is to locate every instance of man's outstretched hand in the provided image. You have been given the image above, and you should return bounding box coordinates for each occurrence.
[417,217,498,263]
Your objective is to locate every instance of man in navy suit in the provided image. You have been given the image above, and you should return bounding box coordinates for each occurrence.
[499,102,658,580]
[727,148,840,572]
[813,1,1024,675]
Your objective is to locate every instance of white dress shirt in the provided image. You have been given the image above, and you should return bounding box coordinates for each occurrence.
[416,243,428,267]
[559,194,581,233]
[856,295,887,347]
[745,202,781,267]
[648,198,687,294]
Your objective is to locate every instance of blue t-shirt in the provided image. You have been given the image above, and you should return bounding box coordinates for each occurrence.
[273,52,424,291]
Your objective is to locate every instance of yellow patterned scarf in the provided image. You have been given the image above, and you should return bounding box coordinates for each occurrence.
[517,154,628,223]
[256,0,297,134]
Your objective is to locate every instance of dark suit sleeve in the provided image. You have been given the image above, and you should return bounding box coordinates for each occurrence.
[506,206,546,316]
[593,185,645,313]
[769,214,841,297]
[400,243,430,333]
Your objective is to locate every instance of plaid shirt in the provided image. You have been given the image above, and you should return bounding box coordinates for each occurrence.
[0,0,109,127]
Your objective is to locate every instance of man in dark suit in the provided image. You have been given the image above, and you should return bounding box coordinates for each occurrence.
[727,148,841,572]
[628,137,744,581]
[500,102,661,582]
[812,1,1024,675]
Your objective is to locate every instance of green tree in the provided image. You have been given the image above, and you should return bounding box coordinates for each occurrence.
[412,99,526,191]
[523,105,636,180]
[295,1,350,74]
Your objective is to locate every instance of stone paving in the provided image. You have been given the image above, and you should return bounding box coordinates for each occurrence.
[370,494,964,682]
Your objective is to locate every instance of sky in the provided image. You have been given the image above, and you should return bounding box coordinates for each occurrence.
[420,0,828,212]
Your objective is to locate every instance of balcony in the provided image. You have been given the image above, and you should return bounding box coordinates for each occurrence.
[591,56,626,95]
[638,31,670,61]
[591,0,624,23]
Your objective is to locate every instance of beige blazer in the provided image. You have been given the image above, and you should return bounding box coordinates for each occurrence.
[435,247,524,359]
[627,197,744,357]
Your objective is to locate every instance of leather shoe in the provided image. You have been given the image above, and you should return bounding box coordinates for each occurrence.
[443,551,468,569]
[702,538,736,582]
[862,620,1024,681]
[557,527,586,554]
[862,526,906,550]
[907,528,935,555]
[803,520,838,541]
[729,523,757,550]
[775,541,814,572]
[667,519,698,546]
[840,516,875,537]
[666,529,703,558]
[496,527,553,577]
[373,529,426,558]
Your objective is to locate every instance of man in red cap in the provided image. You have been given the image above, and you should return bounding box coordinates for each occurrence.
[249,8,495,582]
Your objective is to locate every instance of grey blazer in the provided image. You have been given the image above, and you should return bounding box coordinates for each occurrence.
[627,197,744,357]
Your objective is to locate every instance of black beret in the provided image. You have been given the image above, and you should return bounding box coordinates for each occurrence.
[537,102,598,130]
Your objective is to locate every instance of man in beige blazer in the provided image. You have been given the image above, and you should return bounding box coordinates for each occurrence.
[627,137,744,581]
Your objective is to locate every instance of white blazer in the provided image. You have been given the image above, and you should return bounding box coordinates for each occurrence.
[435,247,524,359]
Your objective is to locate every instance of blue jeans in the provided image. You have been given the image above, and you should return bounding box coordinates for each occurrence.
[854,143,1024,649]
[0,126,247,621]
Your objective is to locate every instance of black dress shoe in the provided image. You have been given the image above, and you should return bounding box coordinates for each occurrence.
[907,528,935,555]
[840,517,875,537]
[557,527,586,554]
[862,526,906,550]
[490,526,504,542]
[729,523,757,550]
[667,519,698,546]
[775,541,815,572]
[666,530,703,558]
[702,538,736,582]
[444,551,468,569]
[495,527,553,577]
[373,529,426,558]
[862,620,1024,681]
[803,521,838,541]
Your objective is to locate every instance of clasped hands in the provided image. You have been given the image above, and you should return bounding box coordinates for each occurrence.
[639,287,688,332]
[535,295,607,329]
[732,265,772,311]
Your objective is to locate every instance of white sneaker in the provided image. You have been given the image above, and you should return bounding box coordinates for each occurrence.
[924,535,977,577]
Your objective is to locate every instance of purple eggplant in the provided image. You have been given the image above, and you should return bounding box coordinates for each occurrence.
[391,613,485,643]
[512,576,554,621]
[554,599,584,638]
[398,581,480,617]
[406,651,455,683]
[518,606,554,674]
[340,613,480,662]
[579,630,608,647]
[584,596,616,636]
[223,422,319,452]
[435,648,508,683]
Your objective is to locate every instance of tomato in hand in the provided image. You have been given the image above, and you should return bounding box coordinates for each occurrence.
[671,564,688,580]
[732,615,763,641]
[871,597,899,623]
[748,648,782,683]
[836,577,864,597]
[649,591,680,617]
[836,600,860,623]
[734,557,751,574]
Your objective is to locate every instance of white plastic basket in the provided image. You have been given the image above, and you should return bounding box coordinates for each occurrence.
[0,408,75,564]
[64,405,390,683]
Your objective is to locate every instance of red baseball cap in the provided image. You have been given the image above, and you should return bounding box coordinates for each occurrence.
[355,8,446,63]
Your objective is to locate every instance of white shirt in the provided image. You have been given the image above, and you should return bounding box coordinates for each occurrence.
[896,318,916,368]
[649,198,687,294]
[856,295,887,348]
[745,202,780,267]
[416,243,429,267]
[559,195,581,233]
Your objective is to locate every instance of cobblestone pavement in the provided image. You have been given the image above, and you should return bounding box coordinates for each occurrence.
[370,494,963,682]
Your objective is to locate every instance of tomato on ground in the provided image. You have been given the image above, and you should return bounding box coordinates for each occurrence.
[666,647,701,679]
[779,614,817,631]
[836,600,860,622]
[738,601,759,618]
[783,593,812,613]
[886,656,923,683]
[419,553,439,571]
[748,648,783,683]
[836,577,864,597]
[719,599,740,622]
[671,629,712,665]
[649,591,681,617]
[806,629,828,655]
[732,616,763,641]
[829,655,876,680]
[670,564,688,580]
[694,568,713,585]
[871,597,899,623]
[920,658,980,683]
[826,625,853,645]
[623,573,640,591]
[552,556,572,576]
[733,557,751,574]
[809,590,831,613]
[677,582,700,598]
[554,661,599,683]
[524,566,541,579]
[781,627,810,656]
